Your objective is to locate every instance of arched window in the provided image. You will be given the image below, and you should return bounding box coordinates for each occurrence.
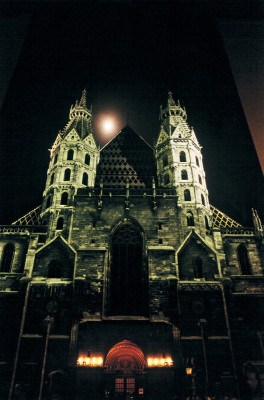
[198,175,202,185]
[61,192,68,205]
[163,154,168,168]
[1,243,14,272]
[67,149,74,160]
[237,244,251,275]
[54,153,58,165]
[181,170,188,180]
[186,212,194,226]
[193,257,203,278]
[82,172,88,186]
[180,151,186,162]
[46,196,52,209]
[47,261,62,278]
[85,154,90,165]
[64,169,71,181]
[201,194,205,206]
[164,173,170,185]
[109,221,146,316]
[56,217,64,230]
[50,174,54,185]
[195,156,200,167]
[205,215,210,230]
[184,189,191,201]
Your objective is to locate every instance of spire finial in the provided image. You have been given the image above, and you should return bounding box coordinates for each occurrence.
[168,91,175,107]
[79,89,87,107]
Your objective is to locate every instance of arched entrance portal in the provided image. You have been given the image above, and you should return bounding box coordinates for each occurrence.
[105,340,146,398]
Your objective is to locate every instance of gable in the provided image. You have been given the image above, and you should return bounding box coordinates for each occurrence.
[95,126,156,188]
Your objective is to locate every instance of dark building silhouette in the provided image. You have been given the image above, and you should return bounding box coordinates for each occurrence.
[0,91,264,400]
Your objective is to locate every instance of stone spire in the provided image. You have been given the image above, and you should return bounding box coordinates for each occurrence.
[78,89,87,108]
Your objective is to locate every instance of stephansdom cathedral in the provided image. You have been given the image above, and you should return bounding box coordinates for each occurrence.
[1,91,264,400]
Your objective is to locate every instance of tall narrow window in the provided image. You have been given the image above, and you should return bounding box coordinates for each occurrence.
[205,215,210,230]
[181,170,188,180]
[61,192,68,205]
[56,217,64,230]
[237,244,251,275]
[163,154,168,167]
[193,257,203,278]
[198,175,202,184]
[186,212,194,226]
[164,173,170,185]
[67,149,74,160]
[201,194,205,206]
[47,261,62,278]
[109,221,146,316]
[46,196,52,209]
[184,189,191,201]
[180,151,186,162]
[195,156,200,167]
[82,172,88,186]
[1,243,14,272]
[54,153,58,165]
[64,169,71,181]
[85,154,90,165]
[50,174,54,185]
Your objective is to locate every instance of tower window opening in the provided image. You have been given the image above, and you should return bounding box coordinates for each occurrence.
[180,151,186,162]
[201,194,205,206]
[164,173,170,185]
[198,175,202,184]
[85,154,90,165]
[1,243,14,272]
[56,217,64,230]
[67,149,74,160]
[181,170,188,180]
[163,154,168,168]
[158,222,162,230]
[186,212,194,226]
[50,173,54,185]
[82,172,88,186]
[64,169,71,181]
[195,156,200,167]
[47,260,62,278]
[237,244,252,275]
[46,196,52,209]
[61,192,68,205]
[54,153,58,165]
[205,215,210,230]
[193,256,203,278]
[184,189,191,201]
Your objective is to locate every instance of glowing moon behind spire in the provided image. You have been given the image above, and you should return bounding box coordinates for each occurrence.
[103,119,114,133]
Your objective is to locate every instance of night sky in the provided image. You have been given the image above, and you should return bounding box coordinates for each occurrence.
[0,0,263,226]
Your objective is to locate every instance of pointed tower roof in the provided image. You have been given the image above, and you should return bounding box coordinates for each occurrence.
[95,126,156,188]
[50,90,96,155]
[159,91,187,122]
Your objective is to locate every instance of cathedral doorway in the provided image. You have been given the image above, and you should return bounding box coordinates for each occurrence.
[104,340,146,399]
[108,220,147,316]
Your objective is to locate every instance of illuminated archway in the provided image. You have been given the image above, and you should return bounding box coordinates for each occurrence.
[105,340,146,371]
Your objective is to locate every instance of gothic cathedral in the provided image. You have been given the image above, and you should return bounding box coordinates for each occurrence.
[0,91,264,400]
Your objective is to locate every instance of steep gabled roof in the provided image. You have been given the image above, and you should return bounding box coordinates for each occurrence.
[95,126,156,188]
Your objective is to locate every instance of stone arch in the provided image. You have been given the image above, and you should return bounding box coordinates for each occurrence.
[105,340,146,371]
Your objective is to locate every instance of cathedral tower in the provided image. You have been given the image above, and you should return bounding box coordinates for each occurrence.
[40,90,100,238]
[155,92,211,231]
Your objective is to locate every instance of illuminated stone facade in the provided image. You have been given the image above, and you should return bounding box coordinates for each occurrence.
[0,92,263,400]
